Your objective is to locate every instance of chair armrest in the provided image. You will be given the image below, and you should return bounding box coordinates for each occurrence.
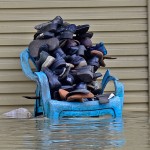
[20,48,37,81]
[35,71,51,117]
[100,70,124,100]
[20,48,51,117]
[114,80,124,102]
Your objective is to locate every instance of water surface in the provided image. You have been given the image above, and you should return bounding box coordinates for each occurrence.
[0,112,149,150]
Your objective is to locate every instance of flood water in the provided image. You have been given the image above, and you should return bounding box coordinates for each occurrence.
[0,112,150,150]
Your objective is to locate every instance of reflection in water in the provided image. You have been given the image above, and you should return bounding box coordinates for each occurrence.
[34,117,125,150]
[0,112,149,150]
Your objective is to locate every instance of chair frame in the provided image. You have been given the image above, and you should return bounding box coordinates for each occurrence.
[20,48,124,119]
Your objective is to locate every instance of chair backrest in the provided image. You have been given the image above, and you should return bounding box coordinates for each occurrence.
[20,48,38,81]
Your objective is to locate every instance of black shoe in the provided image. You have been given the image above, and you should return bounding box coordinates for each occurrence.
[53,90,62,100]
[66,82,90,98]
[87,81,101,95]
[75,24,90,34]
[77,45,87,56]
[68,54,87,68]
[51,16,63,26]
[35,16,63,32]
[50,53,66,71]
[55,22,70,34]
[36,44,50,60]
[35,51,55,71]
[59,73,75,85]
[87,56,100,72]
[52,47,66,59]
[28,37,59,58]
[35,22,57,33]
[93,72,102,80]
[56,25,66,34]
[35,32,54,40]
[77,32,93,39]
[91,50,106,67]
[65,39,79,49]
[61,85,74,92]
[58,65,71,80]
[59,24,77,39]
[70,65,94,83]
[42,67,61,90]
[34,30,42,40]
[67,46,79,55]
[80,37,93,48]
[95,93,110,104]
[53,67,66,76]
[34,21,51,31]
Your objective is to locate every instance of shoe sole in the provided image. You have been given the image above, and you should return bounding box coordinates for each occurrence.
[42,56,55,68]
[59,89,69,100]
[67,92,94,101]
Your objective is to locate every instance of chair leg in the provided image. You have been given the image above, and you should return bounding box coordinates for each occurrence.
[34,87,43,117]
[112,100,123,118]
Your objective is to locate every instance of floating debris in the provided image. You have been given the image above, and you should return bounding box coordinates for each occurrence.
[2,108,32,119]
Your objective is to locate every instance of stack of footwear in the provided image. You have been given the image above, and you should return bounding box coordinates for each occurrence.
[28,16,116,103]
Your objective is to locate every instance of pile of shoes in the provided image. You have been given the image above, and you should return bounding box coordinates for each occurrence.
[28,16,116,103]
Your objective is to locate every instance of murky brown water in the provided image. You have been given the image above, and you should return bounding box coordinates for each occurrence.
[0,112,149,150]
